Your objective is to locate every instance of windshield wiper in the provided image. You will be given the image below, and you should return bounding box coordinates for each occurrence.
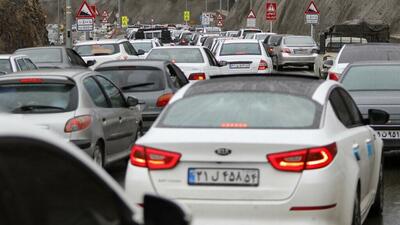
[12,105,65,113]
[121,82,155,90]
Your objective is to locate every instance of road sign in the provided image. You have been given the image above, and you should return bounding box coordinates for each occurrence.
[102,17,108,24]
[121,16,129,28]
[101,10,108,18]
[246,10,256,27]
[90,5,99,17]
[77,18,94,31]
[201,13,210,26]
[216,20,224,27]
[76,0,95,19]
[216,14,223,21]
[305,1,320,15]
[266,2,277,21]
[184,11,190,22]
[305,14,319,24]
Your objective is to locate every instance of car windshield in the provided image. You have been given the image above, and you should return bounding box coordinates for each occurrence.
[180,33,193,40]
[98,66,165,92]
[243,30,261,37]
[342,65,400,91]
[147,48,204,63]
[255,34,268,41]
[74,44,120,56]
[16,49,62,63]
[220,43,261,56]
[267,35,282,45]
[284,36,315,46]
[0,83,76,113]
[159,92,320,129]
[0,59,12,74]
[131,42,153,52]
[338,45,400,64]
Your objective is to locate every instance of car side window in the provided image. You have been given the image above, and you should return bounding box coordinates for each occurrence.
[122,42,138,56]
[338,88,364,126]
[329,88,353,127]
[95,76,126,108]
[166,64,188,88]
[24,58,37,70]
[67,49,87,67]
[16,58,29,71]
[204,48,218,66]
[83,77,110,108]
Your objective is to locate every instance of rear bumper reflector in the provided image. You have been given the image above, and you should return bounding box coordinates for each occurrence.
[290,203,337,211]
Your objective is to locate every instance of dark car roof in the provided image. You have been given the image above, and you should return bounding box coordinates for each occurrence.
[95,59,169,70]
[184,75,323,98]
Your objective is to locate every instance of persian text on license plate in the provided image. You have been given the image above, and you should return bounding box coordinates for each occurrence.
[188,168,259,186]
[376,130,400,139]
[230,63,250,69]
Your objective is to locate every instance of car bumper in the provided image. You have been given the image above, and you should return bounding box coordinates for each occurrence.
[279,53,318,65]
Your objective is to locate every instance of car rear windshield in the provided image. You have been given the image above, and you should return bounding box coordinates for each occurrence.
[255,34,268,41]
[0,59,12,74]
[16,49,62,63]
[0,83,77,113]
[342,65,400,91]
[284,36,315,46]
[74,44,120,56]
[220,43,261,56]
[159,92,321,129]
[147,48,204,63]
[131,42,153,52]
[338,45,400,64]
[98,66,165,92]
[243,30,261,37]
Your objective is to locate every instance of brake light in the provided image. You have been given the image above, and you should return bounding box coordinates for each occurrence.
[19,78,43,83]
[188,73,206,80]
[268,48,274,54]
[281,48,291,53]
[64,115,92,133]
[258,60,268,70]
[156,93,173,107]
[130,145,181,170]
[221,122,248,128]
[267,143,337,172]
[328,72,339,81]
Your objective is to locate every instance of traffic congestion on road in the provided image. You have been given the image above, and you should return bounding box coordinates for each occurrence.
[1,1,400,225]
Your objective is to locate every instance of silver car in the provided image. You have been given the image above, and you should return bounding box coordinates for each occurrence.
[272,35,318,70]
[0,69,142,167]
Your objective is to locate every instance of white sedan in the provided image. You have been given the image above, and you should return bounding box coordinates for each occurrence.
[214,39,273,74]
[125,76,385,225]
[146,46,227,80]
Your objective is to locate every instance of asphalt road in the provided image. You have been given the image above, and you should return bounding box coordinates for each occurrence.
[106,67,400,224]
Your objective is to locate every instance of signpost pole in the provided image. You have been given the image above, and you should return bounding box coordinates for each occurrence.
[270,21,272,32]
[65,0,72,48]
[311,24,314,38]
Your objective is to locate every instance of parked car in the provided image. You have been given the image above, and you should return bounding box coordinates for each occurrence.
[340,61,400,151]
[15,46,91,69]
[271,35,319,71]
[95,60,188,131]
[237,28,262,39]
[0,54,37,74]
[326,43,400,81]
[146,46,227,80]
[0,69,142,167]
[126,75,386,225]
[214,39,273,74]
[245,32,276,41]
[0,118,191,225]
[74,39,141,68]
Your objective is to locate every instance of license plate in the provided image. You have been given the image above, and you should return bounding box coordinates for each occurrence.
[188,168,259,186]
[294,49,309,54]
[376,130,400,139]
[229,63,250,69]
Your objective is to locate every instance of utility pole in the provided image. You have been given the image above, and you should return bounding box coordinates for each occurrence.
[205,0,208,12]
[117,0,121,27]
[219,0,222,12]
[57,0,60,44]
[250,0,252,9]
[65,0,72,48]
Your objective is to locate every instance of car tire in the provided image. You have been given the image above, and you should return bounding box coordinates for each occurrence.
[93,142,104,168]
[352,187,361,225]
[370,159,384,216]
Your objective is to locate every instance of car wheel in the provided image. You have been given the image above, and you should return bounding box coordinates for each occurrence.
[93,142,104,168]
[370,159,384,216]
[352,187,361,225]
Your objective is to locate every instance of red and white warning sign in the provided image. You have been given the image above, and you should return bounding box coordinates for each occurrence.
[216,20,224,27]
[247,10,256,19]
[102,10,109,18]
[246,10,256,27]
[266,2,277,21]
[76,0,96,19]
[305,1,320,15]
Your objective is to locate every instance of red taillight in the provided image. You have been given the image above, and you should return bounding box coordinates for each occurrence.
[64,115,92,133]
[328,72,339,81]
[130,145,181,170]
[156,93,173,107]
[188,73,206,80]
[258,60,268,70]
[268,48,274,54]
[19,78,43,83]
[267,143,337,172]
[281,48,291,53]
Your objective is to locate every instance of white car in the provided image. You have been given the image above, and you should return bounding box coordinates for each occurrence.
[237,28,262,39]
[125,76,385,225]
[214,39,273,74]
[0,54,37,74]
[130,39,161,58]
[146,46,226,80]
[245,32,276,41]
[74,39,140,67]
